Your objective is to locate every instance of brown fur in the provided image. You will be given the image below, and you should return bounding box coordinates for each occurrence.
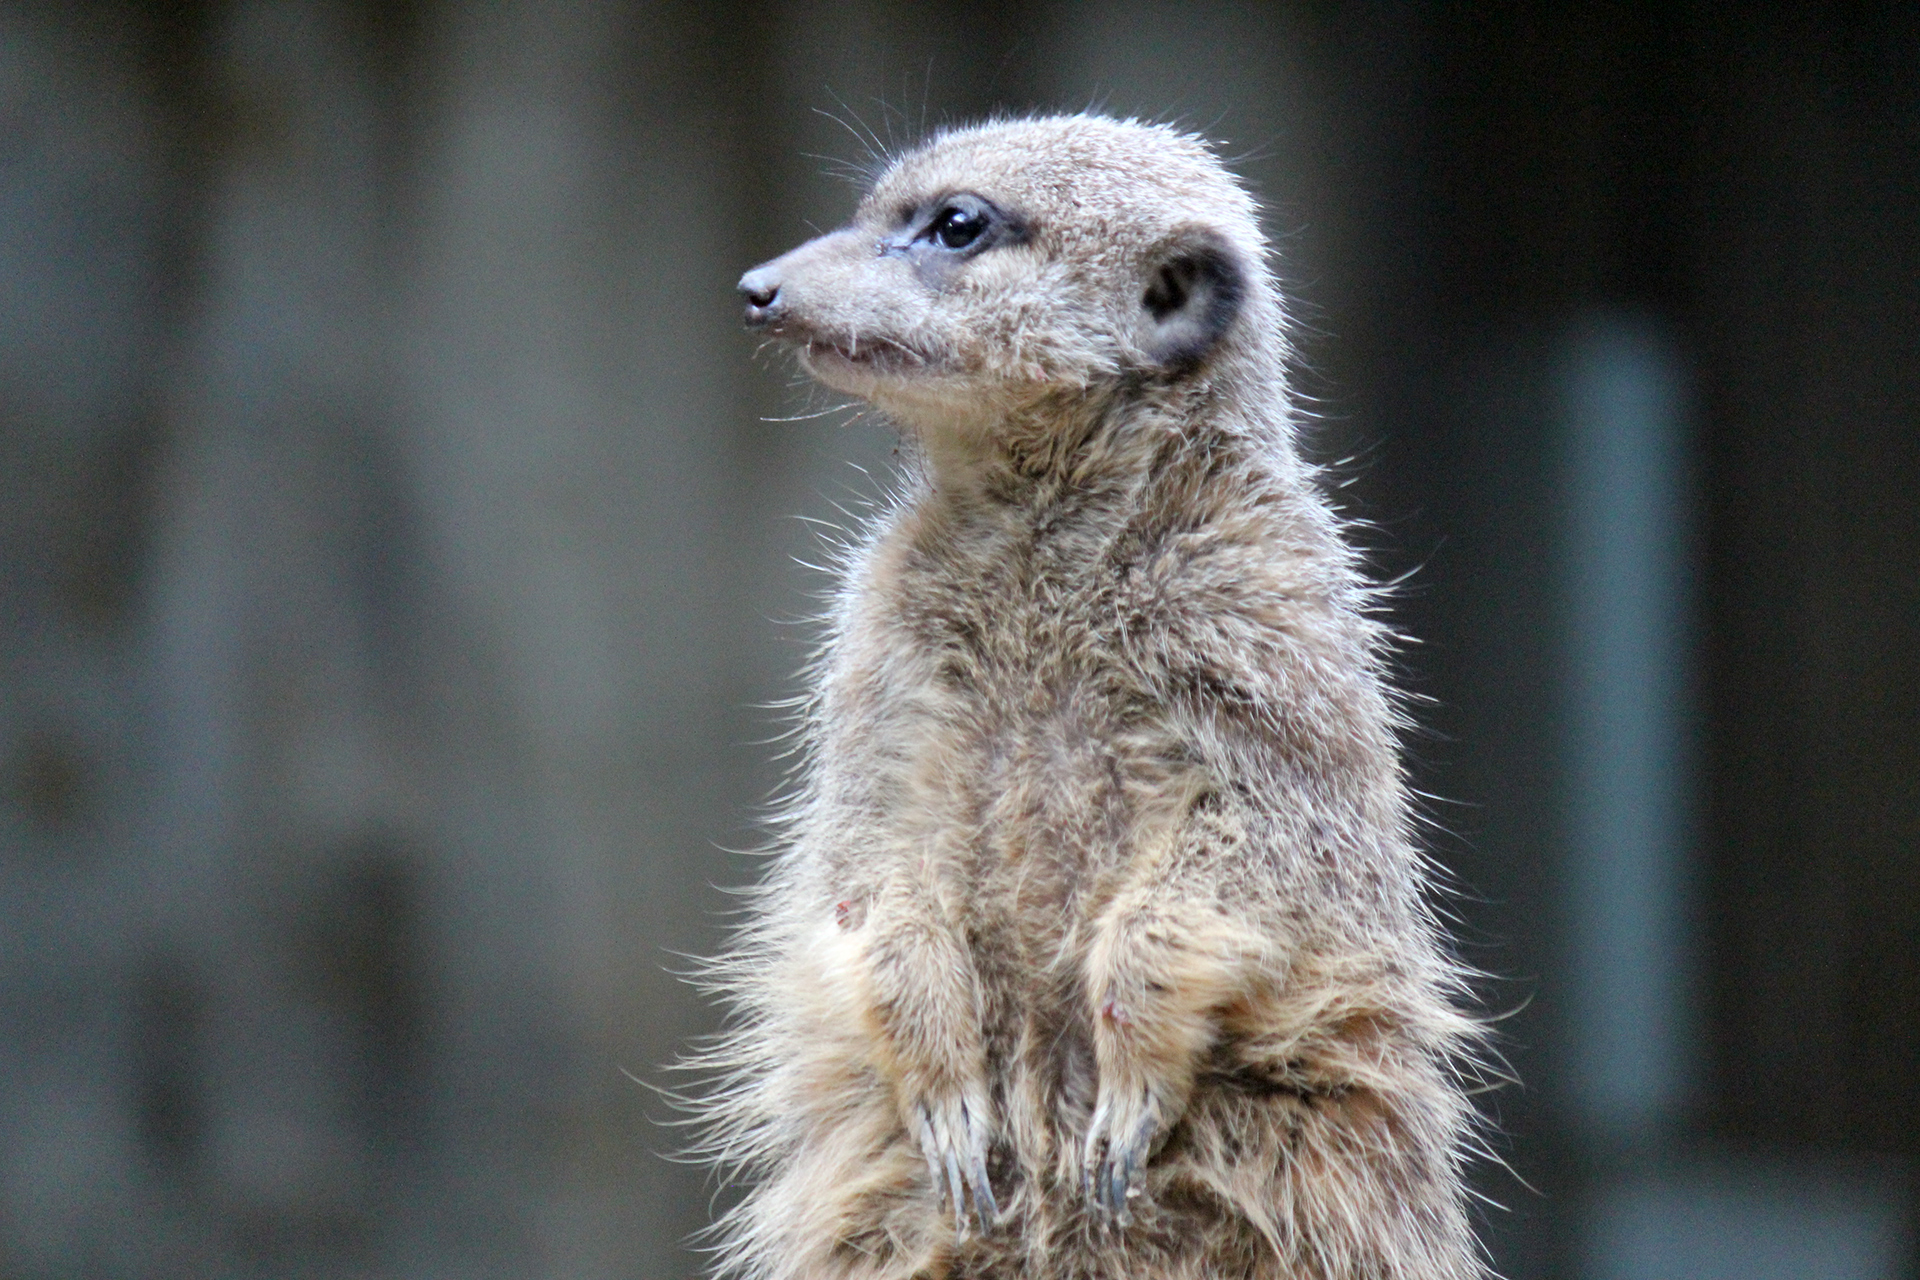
[697,114,1486,1280]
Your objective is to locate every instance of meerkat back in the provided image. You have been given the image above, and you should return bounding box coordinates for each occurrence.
[698,114,1486,1280]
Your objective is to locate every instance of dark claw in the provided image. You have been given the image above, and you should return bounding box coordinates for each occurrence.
[1086,1095,1160,1223]
[945,1148,965,1231]
[969,1154,1000,1225]
[917,1098,1000,1235]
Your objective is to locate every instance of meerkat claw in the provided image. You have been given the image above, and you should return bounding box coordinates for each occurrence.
[915,1092,999,1233]
[946,1147,967,1232]
[969,1152,1000,1225]
[1084,1085,1163,1222]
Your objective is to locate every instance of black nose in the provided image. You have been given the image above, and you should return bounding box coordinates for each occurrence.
[738,265,781,328]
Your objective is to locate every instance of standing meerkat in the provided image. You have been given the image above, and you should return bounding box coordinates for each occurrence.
[700,114,1485,1280]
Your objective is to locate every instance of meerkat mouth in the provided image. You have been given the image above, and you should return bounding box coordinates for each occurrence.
[758,316,930,379]
[797,333,928,375]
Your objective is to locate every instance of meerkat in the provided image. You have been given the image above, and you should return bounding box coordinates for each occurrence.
[699,114,1485,1280]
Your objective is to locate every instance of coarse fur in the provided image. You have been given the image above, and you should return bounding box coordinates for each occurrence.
[696,114,1488,1280]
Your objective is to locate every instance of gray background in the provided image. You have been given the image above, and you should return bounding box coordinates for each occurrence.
[1,2,1914,1277]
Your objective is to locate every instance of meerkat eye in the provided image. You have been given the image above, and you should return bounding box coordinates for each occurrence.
[931,203,988,250]
[886,194,1026,263]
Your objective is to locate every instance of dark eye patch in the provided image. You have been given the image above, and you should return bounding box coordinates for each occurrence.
[896,192,1028,257]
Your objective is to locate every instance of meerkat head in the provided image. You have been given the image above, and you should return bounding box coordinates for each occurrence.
[738,114,1283,448]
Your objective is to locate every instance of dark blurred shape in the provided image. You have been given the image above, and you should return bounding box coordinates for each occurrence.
[132,950,203,1168]
[5,728,91,834]
[293,836,427,1132]
[55,416,161,632]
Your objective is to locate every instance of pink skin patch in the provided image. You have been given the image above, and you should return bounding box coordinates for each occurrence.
[1099,996,1134,1029]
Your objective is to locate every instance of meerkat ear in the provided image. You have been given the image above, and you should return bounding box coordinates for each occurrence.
[1140,230,1246,373]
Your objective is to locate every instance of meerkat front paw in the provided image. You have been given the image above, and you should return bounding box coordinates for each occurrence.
[907,1078,999,1232]
[852,889,1001,1230]
[1082,996,1184,1224]
[1083,1074,1168,1222]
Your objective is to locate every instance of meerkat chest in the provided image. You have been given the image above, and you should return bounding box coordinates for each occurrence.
[847,528,1194,922]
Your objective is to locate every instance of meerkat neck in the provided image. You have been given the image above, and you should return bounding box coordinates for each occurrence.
[905,374,1273,507]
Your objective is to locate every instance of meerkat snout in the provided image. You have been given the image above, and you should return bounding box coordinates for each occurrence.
[738,265,780,325]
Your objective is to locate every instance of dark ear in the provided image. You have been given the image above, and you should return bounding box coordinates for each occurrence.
[1140,230,1246,373]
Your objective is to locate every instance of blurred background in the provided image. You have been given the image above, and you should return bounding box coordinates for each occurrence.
[1,1,1915,1277]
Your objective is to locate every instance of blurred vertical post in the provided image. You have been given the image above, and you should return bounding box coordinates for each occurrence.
[1559,315,1695,1141]
[1558,321,1907,1280]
